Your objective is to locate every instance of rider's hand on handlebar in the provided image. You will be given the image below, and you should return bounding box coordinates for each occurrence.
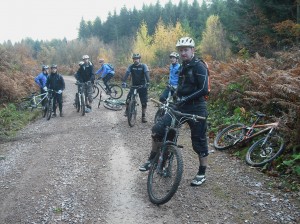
[175,96,187,107]
[122,82,127,88]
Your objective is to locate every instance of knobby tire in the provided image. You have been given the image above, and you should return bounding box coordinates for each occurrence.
[46,99,53,120]
[103,100,122,111]
[147,145,183,205]
[246,133,285,167]
[81,93,85,116]
[75,93,80,112]
[214,123,245,150]
[127,98,137,127]
[108,84,123,99]
[92,85,100,99]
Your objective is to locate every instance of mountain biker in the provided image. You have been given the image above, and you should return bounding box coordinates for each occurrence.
[46,64,65,117]
[159,52,180,102]
[76,55,95,113]
[122,53,150,123]
[34,65,49,107]
[139,37,209,187]
[95,58,115,93]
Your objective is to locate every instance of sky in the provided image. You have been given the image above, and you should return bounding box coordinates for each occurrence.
[0,0,195,44]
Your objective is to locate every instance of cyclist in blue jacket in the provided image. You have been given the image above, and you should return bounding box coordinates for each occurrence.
[95,59,115,93]
[34,65,49,107]
[159,52,180,102]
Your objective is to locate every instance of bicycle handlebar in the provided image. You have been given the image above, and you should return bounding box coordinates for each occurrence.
[150,98,206,121]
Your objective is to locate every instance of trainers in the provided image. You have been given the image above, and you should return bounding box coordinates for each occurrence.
[139,161,151,172]
[190,175,206,186]
[85,107,91,113]
[52,113,57,118]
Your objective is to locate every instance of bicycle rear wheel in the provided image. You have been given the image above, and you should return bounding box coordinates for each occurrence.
[75,93,80,112]
[246,133,285,167]
[127,99,137,127]
[109,84,123,99]
[103,100,123,111]
[46,98,53,120]
[92,85,99,99]
[81,93,86,116]
[213,123,245,150]
[147,145,183,205]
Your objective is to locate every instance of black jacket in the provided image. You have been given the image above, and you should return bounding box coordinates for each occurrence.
[46,73,65,91]
[76,61,95,83]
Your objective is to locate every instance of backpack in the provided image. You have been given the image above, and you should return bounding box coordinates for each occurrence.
[199,59,211,100]
[106,63,115,71]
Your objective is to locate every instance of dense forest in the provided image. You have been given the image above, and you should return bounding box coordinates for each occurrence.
[0,0,300,178]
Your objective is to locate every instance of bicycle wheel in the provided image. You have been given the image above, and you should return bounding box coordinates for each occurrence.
[81,93,86,116]
[147,145,183,205]
[42,98,48,118]
[246,133,285,167]
[127,98,137,127]
[103,100,123,111]
[46,98,53,120]
[109,84,123,99]
[75,93,80,112]
[213,123,245,150]
[18,99,31,110]
[154,108,165,124]
[92,84,99,99]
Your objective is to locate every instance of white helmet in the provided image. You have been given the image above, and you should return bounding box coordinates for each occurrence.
[176,37,195,48]
[82,55,89,60]
[169,52,179,59]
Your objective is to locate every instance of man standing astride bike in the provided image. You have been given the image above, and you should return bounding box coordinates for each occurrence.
[76,55,95,113]
[46,64,65,117]
[139,37,209,187]
[34,65,49,107]
[95,58,115,93]
[159,52,180,102]
[122,53,150,123]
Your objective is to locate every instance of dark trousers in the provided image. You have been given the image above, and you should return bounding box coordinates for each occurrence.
[103,73,114,90]
[152,102,208,155]
[53,93,63,113]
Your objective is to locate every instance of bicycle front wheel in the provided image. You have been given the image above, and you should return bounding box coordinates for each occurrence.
[92,85,99,99]
[42,98,48,118]
[127,99,137,127]
[246,133,285,167]
[75,93,80,112]
[81,93,85,116]
[109,84,123,99]
[46,99,53,120]
[213,123,245,150]
[147,145,183,205]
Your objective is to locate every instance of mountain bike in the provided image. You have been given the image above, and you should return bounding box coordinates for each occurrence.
[126,85,145,127]
[154,84,176,124]
[147,98,206,205]
[74,82,87,116]
[213,112,285,167]
[98,97,126,111]
[92,79,123,100]
[18,90,49,118]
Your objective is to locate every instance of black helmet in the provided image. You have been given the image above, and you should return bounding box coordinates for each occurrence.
[51,64,57,69]
[132,53,141,59]
[42,65,49,71]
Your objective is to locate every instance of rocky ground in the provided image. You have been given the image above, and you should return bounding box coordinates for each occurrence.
[0,76,299,224]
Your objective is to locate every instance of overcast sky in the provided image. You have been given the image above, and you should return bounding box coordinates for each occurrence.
[0,0,195,44]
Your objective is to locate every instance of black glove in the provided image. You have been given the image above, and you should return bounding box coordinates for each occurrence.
[145,82,150,89]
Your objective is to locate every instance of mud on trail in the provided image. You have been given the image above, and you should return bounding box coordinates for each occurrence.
[0,76,299,224]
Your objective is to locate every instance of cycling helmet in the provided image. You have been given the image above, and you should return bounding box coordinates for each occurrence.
[176,37,195,48]
[169,52,179,59]
[132,53,141,59]
[42,65,49,71]
[51,64,57,69]
[82,55,90,60]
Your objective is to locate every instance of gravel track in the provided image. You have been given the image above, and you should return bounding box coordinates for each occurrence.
[0,76,299,224]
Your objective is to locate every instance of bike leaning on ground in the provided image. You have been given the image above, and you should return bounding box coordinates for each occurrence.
[213,112,285,167]
[147,98,206,205]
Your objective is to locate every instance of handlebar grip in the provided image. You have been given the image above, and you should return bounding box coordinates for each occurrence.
[150,98,162,105]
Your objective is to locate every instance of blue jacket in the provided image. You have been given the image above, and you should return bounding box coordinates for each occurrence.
[96,63,115,78]
[34,72,48,88]
[169,63,180,86]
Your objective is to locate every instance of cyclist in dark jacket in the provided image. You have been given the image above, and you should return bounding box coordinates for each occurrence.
[46,64,65,117]
[122,53,150,123]
[76,55,95,112]
[139,37,209,187]
[34,65,49,107]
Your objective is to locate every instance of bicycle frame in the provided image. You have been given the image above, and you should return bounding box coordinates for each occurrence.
[30,92,49,109]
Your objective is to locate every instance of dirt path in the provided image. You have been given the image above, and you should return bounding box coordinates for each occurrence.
[0,76,299,224]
